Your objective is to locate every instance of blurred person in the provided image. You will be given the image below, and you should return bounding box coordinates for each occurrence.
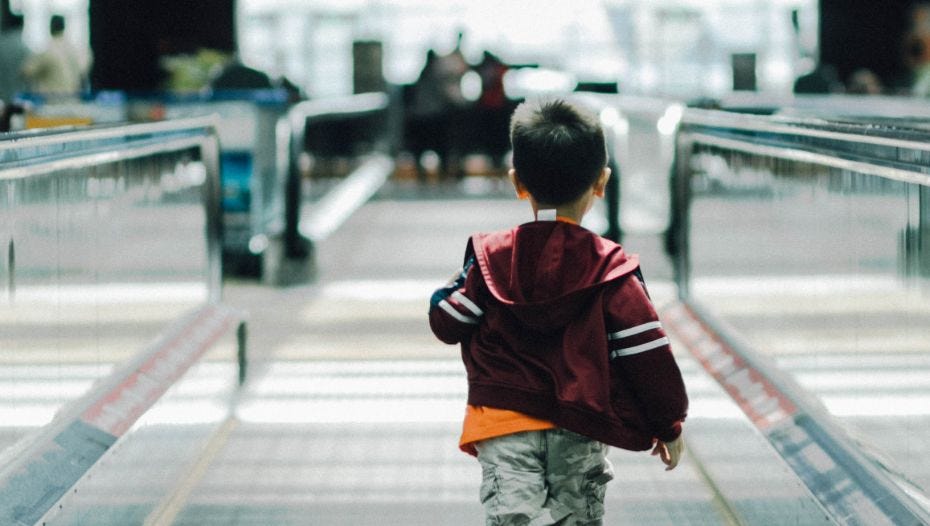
[435,31,469,109]
[277,75,307,104]
[407,49,446,182]
[429,99,688,525]
[474,50,512,169]
[22,15,90,96]
[407,32,471,182]
[0,12,28,104]
[437,31,470,179]
[209,56,305,103]
[475,51,508,114]
[793,63,844,94]
[847,68,884,95]
[210,55,274,90]
[904,2,930,96]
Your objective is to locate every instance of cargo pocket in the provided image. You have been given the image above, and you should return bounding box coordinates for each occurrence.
[479,465,506,526]
[479,465,500,506]
[583,473,608,520]
[583,451,613,521]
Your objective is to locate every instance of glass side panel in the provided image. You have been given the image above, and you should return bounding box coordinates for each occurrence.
[0,132,215,457]
[685,141,930,496]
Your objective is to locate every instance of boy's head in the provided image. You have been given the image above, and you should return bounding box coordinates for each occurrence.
[509,99,607,206]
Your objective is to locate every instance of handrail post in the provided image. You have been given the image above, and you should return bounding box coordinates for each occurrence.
[604,157,622,243]
[237,321,248,386]
[202,130,224,302]
[921,185,930,278]
[669,131,693,300]
[281,93,391,262]
[284,115,309,260]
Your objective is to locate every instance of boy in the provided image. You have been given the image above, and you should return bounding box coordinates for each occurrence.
[428,99,688,525]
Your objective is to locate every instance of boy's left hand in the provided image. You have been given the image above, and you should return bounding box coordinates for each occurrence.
[651,436,684,471]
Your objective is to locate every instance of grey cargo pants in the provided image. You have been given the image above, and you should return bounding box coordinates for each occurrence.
[474,429,614,526]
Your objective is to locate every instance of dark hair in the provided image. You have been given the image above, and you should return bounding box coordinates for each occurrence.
[50,14,65,35]
[1,13,24,32]
[509,99,607,205]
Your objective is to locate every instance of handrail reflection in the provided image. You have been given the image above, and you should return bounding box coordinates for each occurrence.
[684,107,930,153]
[0,116,218,153]
[0,135,211,181]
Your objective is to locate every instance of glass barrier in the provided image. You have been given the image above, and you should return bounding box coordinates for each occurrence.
[0,119,222,456]
[15,90,295,281]
[126,91,291,278]
[674,109,930,520]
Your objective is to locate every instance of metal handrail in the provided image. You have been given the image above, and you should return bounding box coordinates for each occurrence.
[285,92,389,136]
[279,92,391,259]
[683,108,930,150]
[719,92,930,120]
[681,109,930,188]
[0,117,220,185]
[683,131,930,187]
[0,135,208,181]
[0,116,218,153]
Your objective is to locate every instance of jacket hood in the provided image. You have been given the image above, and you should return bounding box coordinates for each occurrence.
[470,221,639,332]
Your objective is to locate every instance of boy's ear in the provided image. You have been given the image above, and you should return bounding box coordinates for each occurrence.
[593,167,611,198]
[509,169,530,200]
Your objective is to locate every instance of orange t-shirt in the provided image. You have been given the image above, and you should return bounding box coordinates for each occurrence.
[458,214,577,455]
[459,405,556,455]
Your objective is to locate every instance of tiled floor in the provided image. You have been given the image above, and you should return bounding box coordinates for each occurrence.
[175,359,730,526]
[41,188,883,524]
[170,193,740,525]
[161,191,828,525]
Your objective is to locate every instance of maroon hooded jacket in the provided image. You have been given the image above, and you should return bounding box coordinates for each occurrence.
[429,220,688,451]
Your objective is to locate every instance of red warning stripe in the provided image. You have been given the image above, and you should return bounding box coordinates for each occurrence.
[663,302,797,431]
[80,305,236,437]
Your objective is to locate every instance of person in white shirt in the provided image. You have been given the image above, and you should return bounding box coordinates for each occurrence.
[22,15,90,96]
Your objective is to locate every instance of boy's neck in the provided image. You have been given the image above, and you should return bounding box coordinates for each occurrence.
[510,167,608,226]
[532,200,587,224]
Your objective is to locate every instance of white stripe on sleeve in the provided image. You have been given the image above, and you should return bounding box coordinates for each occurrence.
[452,291,484,317]
[609,337,670,359]
[608,321,662,340]
[439,299,479,325]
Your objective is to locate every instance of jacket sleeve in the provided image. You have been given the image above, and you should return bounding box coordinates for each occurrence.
[606,271,688,442]
[429,256,485,344]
